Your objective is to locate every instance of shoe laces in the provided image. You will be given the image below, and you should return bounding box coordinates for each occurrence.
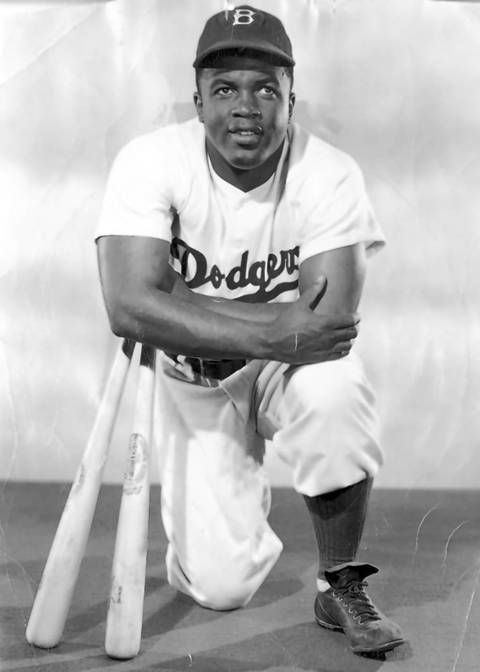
[333,580,381,624]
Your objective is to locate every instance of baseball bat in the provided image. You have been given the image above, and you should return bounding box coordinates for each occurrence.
[26,338,136,649]
[104,344,156,659]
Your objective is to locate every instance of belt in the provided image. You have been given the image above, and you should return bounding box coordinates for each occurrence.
[165,353,247,380]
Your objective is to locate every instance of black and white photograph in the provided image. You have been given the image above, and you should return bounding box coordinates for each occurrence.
[1,1,480,670]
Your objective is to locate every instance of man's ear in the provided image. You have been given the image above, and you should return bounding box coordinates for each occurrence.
[288,92,296,121]
[193,92,204,123]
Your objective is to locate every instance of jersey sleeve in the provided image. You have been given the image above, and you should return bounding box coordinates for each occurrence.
[297,152,385,265]
[95,133,176,242]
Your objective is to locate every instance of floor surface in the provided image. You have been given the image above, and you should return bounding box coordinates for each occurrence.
[1,485,480,672]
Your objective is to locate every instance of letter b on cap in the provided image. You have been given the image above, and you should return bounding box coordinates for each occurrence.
[232,8,256,25]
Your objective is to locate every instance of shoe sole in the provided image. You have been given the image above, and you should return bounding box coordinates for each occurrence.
[353,638,405,655]
[315,616,405,654]
[315,615,343,632]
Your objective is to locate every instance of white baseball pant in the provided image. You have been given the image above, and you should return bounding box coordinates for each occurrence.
[153,352,383,611]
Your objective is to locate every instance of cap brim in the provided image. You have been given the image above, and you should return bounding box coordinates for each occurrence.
[193,40,295,67]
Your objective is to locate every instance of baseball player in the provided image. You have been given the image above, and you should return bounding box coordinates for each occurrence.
[96,5,405,656]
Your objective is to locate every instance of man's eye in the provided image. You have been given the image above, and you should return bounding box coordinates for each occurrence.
[260,86,276,97]
[216,86,233,96]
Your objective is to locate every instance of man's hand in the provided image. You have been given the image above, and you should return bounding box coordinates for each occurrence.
[264,276,360,364]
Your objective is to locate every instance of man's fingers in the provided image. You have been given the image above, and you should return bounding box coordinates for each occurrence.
[328,350,349,360]
[317,349,351,362]
[332,340,354,354]
[319,326,358,345]
[318,314,360,332]
[343,326,359,340]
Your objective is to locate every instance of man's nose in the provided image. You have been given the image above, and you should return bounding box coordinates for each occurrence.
[232,91,261,117]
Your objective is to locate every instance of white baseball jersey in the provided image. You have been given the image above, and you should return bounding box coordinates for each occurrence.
[96,118,384,302]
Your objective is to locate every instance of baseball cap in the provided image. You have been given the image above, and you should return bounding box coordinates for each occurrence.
[193,5,295,68]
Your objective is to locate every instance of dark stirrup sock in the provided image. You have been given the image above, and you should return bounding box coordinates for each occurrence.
[303,477,373,578]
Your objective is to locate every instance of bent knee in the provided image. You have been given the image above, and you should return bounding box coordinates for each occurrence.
[172,538,282,611]
[286,356,373,414]
[195,576,253,611]
[189,544,282,610]
[167,547,281,611]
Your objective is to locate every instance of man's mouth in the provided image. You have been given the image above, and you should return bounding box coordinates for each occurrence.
[228,126,263,148]
[229,126,262,136]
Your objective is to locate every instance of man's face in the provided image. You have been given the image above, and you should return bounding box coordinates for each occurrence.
[194,54,295,171]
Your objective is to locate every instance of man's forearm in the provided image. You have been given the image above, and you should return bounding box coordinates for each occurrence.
[113,286,273,359]
[109,280,357,365]
[169,268,291,323]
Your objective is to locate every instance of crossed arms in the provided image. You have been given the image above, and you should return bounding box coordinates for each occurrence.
[96,235,365,365]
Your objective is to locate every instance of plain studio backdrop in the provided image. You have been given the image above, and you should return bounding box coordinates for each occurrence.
[1,0,480,490]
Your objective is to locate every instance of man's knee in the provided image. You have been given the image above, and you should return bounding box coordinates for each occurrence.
[285,356,373,419]
[170,560,263,611]
[273,357,383,493]
[192,573,254,611]
[166,533,283,611]
[187,538,283,610]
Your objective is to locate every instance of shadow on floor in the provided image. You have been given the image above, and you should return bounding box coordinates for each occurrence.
[1,484,479,671]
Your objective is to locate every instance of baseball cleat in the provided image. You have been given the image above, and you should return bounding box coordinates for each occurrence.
[314,562,405,655]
